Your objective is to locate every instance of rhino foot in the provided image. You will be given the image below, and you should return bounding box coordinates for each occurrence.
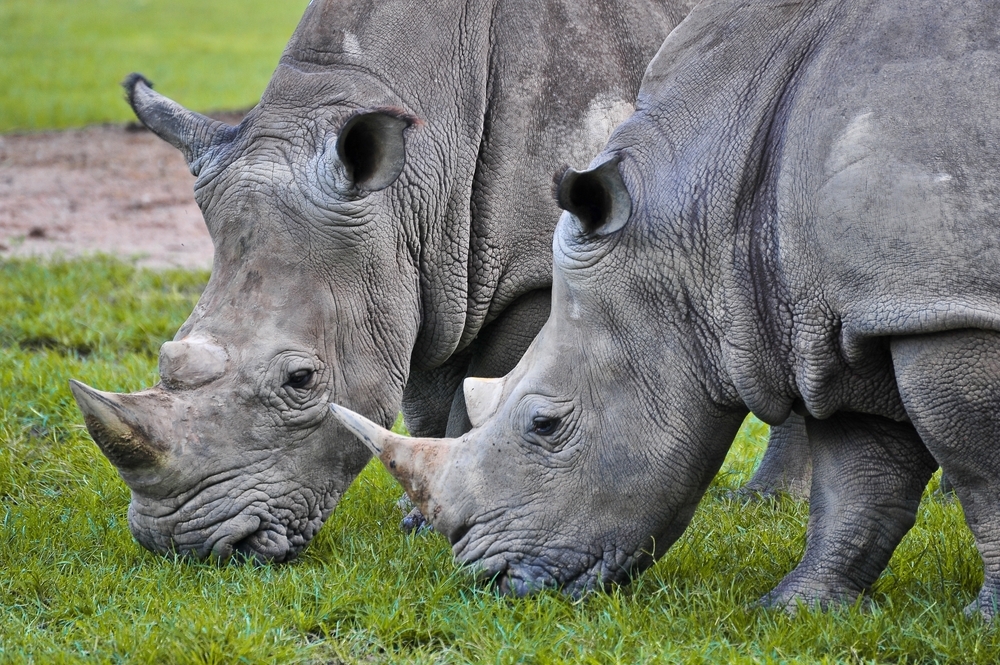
[964,584,1000,622]
[396,494,434,534]
[401,507,435,533]
[757,576,866,616]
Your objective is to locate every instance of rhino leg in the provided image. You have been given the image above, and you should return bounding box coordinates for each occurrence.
[892,330,1000,621]
[740,412,812,499]
[760,412,936,612]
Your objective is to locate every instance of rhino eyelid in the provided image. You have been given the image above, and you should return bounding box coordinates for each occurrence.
[530,416,561,437]
[284,368,315,390]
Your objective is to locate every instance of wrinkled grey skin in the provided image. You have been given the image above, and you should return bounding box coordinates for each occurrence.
[331,0,1000,617]
[69,0,701,562]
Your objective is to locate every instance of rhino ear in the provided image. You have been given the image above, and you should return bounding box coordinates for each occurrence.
[336,110,414,191]
[556,156,632,236]
[123,73,236,176]
[463,377,506,428]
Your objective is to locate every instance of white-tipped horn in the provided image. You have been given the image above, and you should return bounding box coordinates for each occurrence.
[329,403,396,456]
[330,404,458,521]
[463,376,506,428]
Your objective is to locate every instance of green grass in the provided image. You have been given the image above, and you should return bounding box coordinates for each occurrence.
[1,256,997,663]
[0,0,310,133]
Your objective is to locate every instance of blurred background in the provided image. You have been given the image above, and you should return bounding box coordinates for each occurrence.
[0,0,311,268]
[0,0,310,132]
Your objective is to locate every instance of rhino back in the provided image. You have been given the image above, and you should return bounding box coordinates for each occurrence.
[602,0,1000,422]
[776,0,1000,417]
[781,0,1000,327]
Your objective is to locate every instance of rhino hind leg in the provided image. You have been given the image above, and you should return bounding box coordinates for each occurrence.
[892,329,1000,620]
[740,413,813,500]
[759,412,936,613]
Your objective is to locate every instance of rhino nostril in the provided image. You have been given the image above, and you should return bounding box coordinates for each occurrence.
[448,522,471,547]
[231,536,268,565]
[207,513,261,562]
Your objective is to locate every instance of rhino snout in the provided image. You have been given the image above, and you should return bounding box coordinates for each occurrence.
[127,484,333,564]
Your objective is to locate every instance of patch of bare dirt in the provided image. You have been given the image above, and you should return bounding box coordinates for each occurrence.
[0,113,244,271]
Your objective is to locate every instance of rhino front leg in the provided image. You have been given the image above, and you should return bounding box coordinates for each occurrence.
[892,329,1000,620]
[740,412,812,499]
[760,412,936,612]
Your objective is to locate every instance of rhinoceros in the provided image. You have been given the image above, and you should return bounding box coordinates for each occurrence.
[67,0,718,562]
[329,0,1000,617]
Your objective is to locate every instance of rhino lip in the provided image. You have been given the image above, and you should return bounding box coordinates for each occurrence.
[187,511,296,564]
[205,513,263,562]
[475,555,569,597]
[473,548,612,598]
[489,566,564,598]
[232,525,297,564]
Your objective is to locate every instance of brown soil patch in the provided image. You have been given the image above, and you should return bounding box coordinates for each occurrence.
[0,113,243,271]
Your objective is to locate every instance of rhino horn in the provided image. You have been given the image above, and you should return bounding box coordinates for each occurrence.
[159,336,228,389]
[123,73,236,175]
[329,403,452,514]
[69,380,165,470]
[463,376,506,428]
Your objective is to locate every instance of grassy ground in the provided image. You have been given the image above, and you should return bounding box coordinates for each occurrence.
[5,3,995,662]
[0,0,309,133]
[1,256,997,663]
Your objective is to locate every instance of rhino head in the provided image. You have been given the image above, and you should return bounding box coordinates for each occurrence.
[330,156,748,594]
[70,50,436,561]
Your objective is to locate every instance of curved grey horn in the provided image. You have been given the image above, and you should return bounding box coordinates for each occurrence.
[69,379,165,470]
[123,73,236,175]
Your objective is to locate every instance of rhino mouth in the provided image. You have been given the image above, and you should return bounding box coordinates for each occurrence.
[453,523,647,598]
[203,512,303,564]
[228,516,318,564]
[127,486,340,564]
[477,557,607,598]
[461,540,615,598]
[205,512,267,561]
[488,566,563,597]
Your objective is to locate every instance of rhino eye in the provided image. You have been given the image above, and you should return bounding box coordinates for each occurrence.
[531,416,560,437]
[285,369,315,390]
